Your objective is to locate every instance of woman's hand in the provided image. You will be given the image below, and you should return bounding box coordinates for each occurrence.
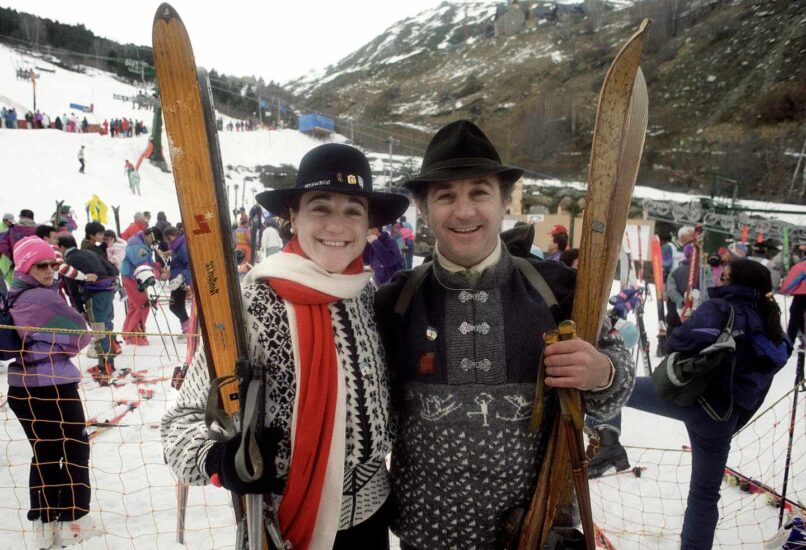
[205,427,285,495]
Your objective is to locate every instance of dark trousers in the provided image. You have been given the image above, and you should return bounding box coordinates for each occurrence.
[169,286,189,323]
[87,290,115,365]
[787,295,805,344]
[332,498,391,550]
[78,159,85,173]
[591,377,739,549]
[7,383,91,523]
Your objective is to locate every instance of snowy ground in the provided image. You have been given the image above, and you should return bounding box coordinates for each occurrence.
[1,39,804,550]
[0,280,802,549]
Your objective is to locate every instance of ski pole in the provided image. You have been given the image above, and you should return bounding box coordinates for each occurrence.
[156,287,183,361]
[778,344,804,528]
[146,287,180,363]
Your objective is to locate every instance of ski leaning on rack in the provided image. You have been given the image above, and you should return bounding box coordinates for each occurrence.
[518,19,650,550]
[112,205,122,237]
[680,224,703,322]
[635,296,652,375]
[152,4,280,549]
[650,234,667,356]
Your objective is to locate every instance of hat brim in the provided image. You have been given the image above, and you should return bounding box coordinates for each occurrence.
[256,186,410,228]
[404,162,524,190]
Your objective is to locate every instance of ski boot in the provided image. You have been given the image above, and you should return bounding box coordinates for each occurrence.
[587,427,630,479]
[33,520,56,549]
[110,339,122,356]
[56,514,105,546]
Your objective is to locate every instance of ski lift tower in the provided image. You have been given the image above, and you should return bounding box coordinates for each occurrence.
[709,173,740,210]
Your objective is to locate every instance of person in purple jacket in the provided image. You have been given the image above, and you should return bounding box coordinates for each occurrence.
[365,226,405,286]
[587,258,792,549]
[5,236,103,548]
[164,225,192,335]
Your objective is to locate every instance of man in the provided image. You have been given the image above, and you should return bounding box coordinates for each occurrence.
[81,222,106,257]
[259,219,282,261]
[0,209,38,284]
[77,145,86,173]
[121,212,149,241]
[546,224,568,261]
[0,213,14,284]
[399,215,415,269]
[35,224,58,246]
[666,242,714,327]
[120,226,162,345]
[376,120,634,548]
[58,235,120,382]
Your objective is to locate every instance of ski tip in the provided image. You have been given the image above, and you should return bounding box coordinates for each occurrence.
[154,3,181,25]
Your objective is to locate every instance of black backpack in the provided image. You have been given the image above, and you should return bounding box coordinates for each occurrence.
[0,290,26,362]
[651,303,738,421]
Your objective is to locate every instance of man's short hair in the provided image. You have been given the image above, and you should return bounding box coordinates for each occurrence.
[35,225,56,240]
[553,233,569,251]
[678,226,695,240]
[410,174,515,209]
[58,235,78,249]
[559,248,579,267]
[85,222,105,238]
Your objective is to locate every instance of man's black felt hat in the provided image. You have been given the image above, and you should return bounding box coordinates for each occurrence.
[404,120,523,190]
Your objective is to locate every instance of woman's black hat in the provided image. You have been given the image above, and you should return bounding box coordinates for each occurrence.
[256,143,409,227]
[404,120,523,190]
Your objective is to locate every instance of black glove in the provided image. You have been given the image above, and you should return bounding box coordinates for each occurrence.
[204,427,285,495]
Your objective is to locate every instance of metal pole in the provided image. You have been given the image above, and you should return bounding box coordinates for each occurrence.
[258,96,263,127]
[778,344,804,529]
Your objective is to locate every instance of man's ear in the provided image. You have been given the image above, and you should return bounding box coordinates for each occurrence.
[416,201,429,227]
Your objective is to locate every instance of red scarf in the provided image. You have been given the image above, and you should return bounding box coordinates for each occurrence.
[268,238,362,549]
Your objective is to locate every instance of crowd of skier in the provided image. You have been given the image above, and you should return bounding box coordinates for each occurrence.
[1,121,804,549]
[0,107,147,139]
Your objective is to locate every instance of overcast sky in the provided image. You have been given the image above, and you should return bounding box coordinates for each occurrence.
[2,0,453,83]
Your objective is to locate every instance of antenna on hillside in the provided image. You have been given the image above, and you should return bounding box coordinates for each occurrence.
[464,1,469,46]
[786,136,806,198]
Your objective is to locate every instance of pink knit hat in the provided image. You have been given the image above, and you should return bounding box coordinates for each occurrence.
[13,236,57,274]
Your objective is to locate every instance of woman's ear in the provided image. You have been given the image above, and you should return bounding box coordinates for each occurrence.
[288,209,297,234]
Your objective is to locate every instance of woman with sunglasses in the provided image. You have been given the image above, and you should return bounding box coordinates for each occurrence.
[162,144,409,549]
[5,236,102,548]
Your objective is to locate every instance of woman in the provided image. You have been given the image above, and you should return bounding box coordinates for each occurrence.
[588,258,792,549]
[161,143,409,549]
[5,236,101,548]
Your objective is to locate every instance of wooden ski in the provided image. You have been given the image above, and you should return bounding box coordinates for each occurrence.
[650,234,667,356]
[681,224,703,321]
[152,4,273,549]
[519,18,651,550]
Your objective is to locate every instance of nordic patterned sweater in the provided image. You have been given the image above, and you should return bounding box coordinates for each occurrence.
[161,281,394,531]
[375,248,635,549]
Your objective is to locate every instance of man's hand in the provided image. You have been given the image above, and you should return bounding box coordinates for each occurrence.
[543,339,613,391]
[85,273,98,282]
